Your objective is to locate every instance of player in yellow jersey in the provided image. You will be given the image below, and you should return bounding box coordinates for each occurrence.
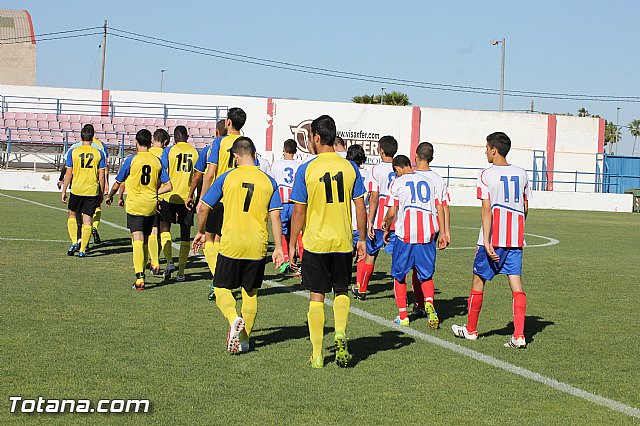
[197,108,246,294]
[289,115,367,368]
[185,120,227,299]
[105,129,173,290]
[193,136,284,354]
[90,134,110,244]
[61,124,107,258]
[115,129,170,275]
[159,125,199,282]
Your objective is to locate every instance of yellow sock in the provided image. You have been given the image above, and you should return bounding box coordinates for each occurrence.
[92,208,101,229]
[160,232,172,263]
[203,241,220,275]
[215,288,237,324]
[132,240,145,274]
[79,225,91,253]
[308,301,325,358]
[178,241,190,275]
[333,294,350,337]
[148,234,160,267]
[67,217,78,244]
[241,288,258,336]
[143,243,149,268]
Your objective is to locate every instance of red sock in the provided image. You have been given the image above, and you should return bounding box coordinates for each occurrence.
[512,291,526,338]
[281,235,289,261]
[466,290,484,333]
[359,263,375,293]
[356,260,364,291]
[421,279,435,305]
[394,279,408,320]
[411,269,424,308]
[297,234,304,260]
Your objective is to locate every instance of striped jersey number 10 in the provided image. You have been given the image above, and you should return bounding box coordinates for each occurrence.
[500,175,520,202]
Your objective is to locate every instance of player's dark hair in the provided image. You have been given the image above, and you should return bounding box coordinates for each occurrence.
[379,135,398,157]
[346,144,366,166]
[81,124,94,141]
[392,154,411,169]
[416,142,434,163]
[486,132,511,157]
[153,128,170,147]
[334,136,346,149]
[232,136,256,157]
[216,119,227,137]
[174,125,188,142]
[136,129,152,148]
[283,138,297,154]
[227,107,247,131]
[311,114,336,146]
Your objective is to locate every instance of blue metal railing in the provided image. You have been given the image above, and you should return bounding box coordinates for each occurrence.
[0,94,229,123]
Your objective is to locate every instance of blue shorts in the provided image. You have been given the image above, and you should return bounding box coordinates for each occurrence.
[280,204,294,235]
[367,229,397,256]
[391,239,436,282]
[473,246,523,281]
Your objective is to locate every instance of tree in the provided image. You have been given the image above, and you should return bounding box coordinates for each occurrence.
[629,119,640,156]
[577,107,590,117]
[604,121,621,154]
[352,91,411,106]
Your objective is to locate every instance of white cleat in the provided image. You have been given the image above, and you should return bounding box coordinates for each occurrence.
[451,324,478,341]
[504,336,527,349]
[226,316,245,354]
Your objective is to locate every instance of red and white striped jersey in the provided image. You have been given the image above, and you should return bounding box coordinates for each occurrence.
[476,164,532,248]
[390,172,441,244]
[416,169,450,206]
[370,161,396,230]
[352,166,372,230]
[271,159,301,203]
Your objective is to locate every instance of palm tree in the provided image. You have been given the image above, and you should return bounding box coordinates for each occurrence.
[629,119,640,156]
[604,121,621,154]
[577,107,590,117]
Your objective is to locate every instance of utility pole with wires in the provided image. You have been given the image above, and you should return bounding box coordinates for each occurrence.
[100,20,107,90]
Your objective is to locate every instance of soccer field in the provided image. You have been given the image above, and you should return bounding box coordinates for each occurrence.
[1,189,638,425]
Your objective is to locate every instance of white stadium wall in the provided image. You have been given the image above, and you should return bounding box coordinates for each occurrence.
[2,83,624,210]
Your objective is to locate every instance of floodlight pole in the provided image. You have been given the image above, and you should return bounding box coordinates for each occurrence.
[100,20,107,91]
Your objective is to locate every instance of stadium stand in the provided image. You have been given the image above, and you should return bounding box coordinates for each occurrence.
[0,95,227,170]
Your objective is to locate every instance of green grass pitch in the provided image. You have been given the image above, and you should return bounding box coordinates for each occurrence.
[0,189,638,424]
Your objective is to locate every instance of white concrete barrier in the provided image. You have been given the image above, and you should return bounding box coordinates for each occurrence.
[0,170,633,212]
[449,186,633,213]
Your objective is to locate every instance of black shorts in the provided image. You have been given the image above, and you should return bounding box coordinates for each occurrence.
[68,193,101,217]
[152,212,160,228]
[301,250,352,294]
[127,214,155,235]
[205,201,224,236]
[159,200,194,226]
[213,254,266,292]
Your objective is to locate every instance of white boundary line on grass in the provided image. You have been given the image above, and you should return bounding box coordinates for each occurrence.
[1,191,637,419]
[261,280,639,419]
[0,237,68,243]
[447,226,560,250]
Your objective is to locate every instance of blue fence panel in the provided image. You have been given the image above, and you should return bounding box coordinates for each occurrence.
[603,155,640,194]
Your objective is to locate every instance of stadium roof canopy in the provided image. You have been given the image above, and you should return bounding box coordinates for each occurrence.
[0,9,35,45]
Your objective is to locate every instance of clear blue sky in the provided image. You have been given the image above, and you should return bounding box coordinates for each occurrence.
[8,0,640,154]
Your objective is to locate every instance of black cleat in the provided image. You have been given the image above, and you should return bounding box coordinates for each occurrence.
[351,285,366,301]
[67,243,79,256]
[91,227,101,244]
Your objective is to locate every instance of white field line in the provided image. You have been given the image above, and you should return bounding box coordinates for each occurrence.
[448,225,560,249]
[0,237,68,243]
[262,279,639,419]
[1,192,636,419]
